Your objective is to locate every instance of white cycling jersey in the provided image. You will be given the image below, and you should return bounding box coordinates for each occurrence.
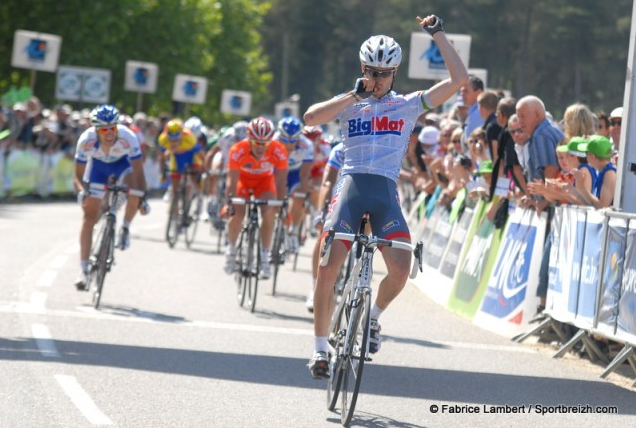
[75,125,142,164]
[273,132,314,172]
[327,142,345,172]
[217,127,240,161]
[337,90,429,182]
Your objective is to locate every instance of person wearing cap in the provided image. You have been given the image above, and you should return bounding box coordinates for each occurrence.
[573,135,616,208]
[608,107,622,150]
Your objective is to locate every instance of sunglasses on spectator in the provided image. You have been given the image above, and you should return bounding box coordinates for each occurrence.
[97,125,117,134]
[250,139,270,147]
[364,67,394,79]
[451,139,461,144]
[509,128,524,134]
[610,120,622,126]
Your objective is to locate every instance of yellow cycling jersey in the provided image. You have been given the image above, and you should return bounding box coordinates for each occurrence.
[158,128,199,154]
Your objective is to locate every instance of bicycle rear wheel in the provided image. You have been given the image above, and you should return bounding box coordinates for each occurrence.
[166,193,180,248]
[340,290,371,426]
[92,217,115,309]
[185,192,200,248]
[270,215,285,296]
[235,230,248,307]
[245,224,260,313]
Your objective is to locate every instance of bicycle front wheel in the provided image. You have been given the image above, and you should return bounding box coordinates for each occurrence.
[340,290,371,426]
[185,192,200,248]
[166,193,180,248]
[245,224,260,313]
[93,217,115,309]
[270,215,285,296]
[327,282,352,411]
[235,230,248,307]
[292,218,304,271]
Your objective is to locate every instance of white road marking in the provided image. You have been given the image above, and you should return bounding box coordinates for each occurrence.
[31,323,60,358]
[136,222,163,231]
[49,254,70,269]
[36,269,57,288]
[55,375,113,425]
[0,301,535,355]
[29,292,47,312]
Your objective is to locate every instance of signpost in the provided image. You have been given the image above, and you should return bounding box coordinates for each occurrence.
[220,89,252,117]
[11,30,62,93]
[56,66,111,105]
[125,61,159,112]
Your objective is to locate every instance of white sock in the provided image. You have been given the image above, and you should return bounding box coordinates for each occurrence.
[228,242,236,254]
[123,220,131,229]
[80,260,89,272]
[314,336,329,354]
[370,303,384,321]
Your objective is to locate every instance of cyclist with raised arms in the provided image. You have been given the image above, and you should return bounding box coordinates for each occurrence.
[73,104,147,290]
[157,119,205,216]
[304,14,468,379]
[222,117,288,280]
[205,120,248,220]
[274,117,314,253]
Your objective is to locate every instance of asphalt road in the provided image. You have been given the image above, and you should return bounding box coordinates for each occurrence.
[1,199,635,428]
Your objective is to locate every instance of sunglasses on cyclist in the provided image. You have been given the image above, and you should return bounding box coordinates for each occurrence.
[250,139,270,147]
[168,131,181,140]
[364,67,394,79]
[97,125,117,134]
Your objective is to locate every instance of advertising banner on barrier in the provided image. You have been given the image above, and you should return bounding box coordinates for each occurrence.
[440,207,474,278]
[4,149,40,196]
[548,207,579,324]
[574,210,604,329]
[616,220,636,344]
[424,208,452,269]
[545,206,563,314]
[595,217,627,337]
[473,208,546,336]
[447,199,495,319]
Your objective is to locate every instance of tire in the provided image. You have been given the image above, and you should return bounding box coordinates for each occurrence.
[292,217,304,271]
[185,192,200,248]
[327,281,352,411]
[340,290,371,426]
[235,230,247,307]
[270,215,285,296]
[246,224,260,313]
[166,192,180,248]
[92,217,115,309]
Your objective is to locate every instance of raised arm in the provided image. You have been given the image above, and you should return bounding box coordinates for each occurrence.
[416,15,469,108]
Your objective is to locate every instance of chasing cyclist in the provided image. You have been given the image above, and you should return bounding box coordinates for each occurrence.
[158,119,205,218]
[222,117,288,280]
[303,14,468,379]
[73,104,147,290]
[274,117,314,254]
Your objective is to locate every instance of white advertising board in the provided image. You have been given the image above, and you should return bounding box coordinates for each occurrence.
[12,30,62,73]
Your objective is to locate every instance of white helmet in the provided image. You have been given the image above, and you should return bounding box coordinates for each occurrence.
[359,35,402,68]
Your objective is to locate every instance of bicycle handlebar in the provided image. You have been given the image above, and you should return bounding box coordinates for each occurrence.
[89,182,145,197]
[320,229,424,279]
[229,197,285,207]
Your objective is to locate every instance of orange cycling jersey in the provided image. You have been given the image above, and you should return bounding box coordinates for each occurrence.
[228,139,288,187]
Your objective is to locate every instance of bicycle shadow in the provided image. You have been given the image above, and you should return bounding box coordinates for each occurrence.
[326,412,427,428]
[253,308,313,324]
[83,304,188,324]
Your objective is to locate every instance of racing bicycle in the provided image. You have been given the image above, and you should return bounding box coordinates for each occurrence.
[322,217,423,426]
[166,167,203,249]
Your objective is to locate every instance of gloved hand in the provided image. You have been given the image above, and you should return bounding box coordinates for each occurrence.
[421,15,444,36]
[353,78,374,99]
[220,204,234,218]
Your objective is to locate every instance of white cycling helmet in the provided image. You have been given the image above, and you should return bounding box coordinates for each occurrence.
[359,35,402,68]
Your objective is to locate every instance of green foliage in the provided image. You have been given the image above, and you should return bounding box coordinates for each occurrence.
[0,0,272,126]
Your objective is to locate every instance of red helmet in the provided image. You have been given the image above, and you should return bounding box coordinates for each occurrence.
[247,116,275,141]
[302,125,323,141]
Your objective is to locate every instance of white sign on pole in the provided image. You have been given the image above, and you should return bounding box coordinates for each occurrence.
[275,102,299,120]
[408,33,471,80]
[220,89,252,116]
[56,66,110,103]
[125,61,158,93]
[12,30,62,73]
[172,74,208,105]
